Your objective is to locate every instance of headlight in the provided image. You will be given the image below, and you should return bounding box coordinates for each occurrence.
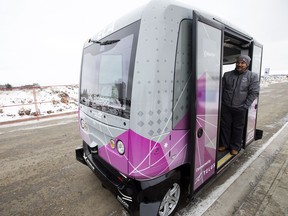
[116,140,125,155]
[80,119,88,131]
[80,119,85,129]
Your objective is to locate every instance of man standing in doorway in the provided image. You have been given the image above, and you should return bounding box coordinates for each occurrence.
[219,55,260,155]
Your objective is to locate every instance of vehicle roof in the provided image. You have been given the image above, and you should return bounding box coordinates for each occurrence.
[85,0,257,47]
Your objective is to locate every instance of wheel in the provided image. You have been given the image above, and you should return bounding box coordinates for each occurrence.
[158,182,181,216]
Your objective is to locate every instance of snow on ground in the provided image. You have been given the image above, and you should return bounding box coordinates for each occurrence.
[0,85,79,123]
[0,75,287,123]
[260,74,288,87]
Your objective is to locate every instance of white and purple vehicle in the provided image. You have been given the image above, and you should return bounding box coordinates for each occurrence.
[76,0,263,215]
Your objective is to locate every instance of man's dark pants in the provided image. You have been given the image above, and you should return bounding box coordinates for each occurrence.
[220,104,247,151]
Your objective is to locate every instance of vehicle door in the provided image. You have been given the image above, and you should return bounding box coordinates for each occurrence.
[245,42,263,146]
[191,11,223,192]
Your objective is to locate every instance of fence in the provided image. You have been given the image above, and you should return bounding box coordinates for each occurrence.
[0,85,79,125]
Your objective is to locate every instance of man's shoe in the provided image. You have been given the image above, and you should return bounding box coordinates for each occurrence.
[218,146,227,152]
[230,150,239,155]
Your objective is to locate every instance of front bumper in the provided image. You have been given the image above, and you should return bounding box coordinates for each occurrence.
[75,141,182,216]
[76,142,138,213]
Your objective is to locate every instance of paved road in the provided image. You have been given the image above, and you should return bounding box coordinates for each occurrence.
[0,82,287,216]
[234,123,288,216]
[0,116,125,216]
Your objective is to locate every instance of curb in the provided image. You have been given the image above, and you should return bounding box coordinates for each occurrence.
[0,111,77,126]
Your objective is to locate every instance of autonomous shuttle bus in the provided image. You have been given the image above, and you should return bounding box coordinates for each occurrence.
[75,0,263,215]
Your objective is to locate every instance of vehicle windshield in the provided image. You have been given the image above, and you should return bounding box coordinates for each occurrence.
[80,21,140,119]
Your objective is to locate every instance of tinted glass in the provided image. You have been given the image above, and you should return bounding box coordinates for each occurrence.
[173,20,193,129]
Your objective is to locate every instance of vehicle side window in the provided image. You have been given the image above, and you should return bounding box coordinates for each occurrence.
[172,20,193,129]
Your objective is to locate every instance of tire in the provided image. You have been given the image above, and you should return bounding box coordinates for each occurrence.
[158,182,181,216]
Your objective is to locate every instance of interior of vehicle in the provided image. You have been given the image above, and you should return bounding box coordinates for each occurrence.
[217,31,253,170]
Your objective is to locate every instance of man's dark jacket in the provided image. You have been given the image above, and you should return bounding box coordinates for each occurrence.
[222,69,260,109]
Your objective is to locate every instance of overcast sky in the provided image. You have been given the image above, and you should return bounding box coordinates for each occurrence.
[1,0,287,86]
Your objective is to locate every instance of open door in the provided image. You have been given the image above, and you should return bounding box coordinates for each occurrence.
[244,42,263,146]
[191,11,223,192]
[216,29,254,169]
